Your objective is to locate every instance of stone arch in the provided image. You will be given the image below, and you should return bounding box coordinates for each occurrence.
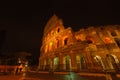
[64,38,68,45]
[63,55,71,70]
[106,54,119,70]
[76,54,87,70]
[57,27,60,32]
[86,36,95,44]
[94,55,105,70]
[53,57,59,71]
[111,30,117,36]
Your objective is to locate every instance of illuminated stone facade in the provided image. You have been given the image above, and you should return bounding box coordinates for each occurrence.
[38,15,120,72]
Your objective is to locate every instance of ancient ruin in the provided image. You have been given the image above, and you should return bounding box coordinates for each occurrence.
[38,15,120,73]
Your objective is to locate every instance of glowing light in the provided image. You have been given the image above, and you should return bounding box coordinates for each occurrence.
[49,42,53,51]
[104,37,113,43]
[50,42,53,46]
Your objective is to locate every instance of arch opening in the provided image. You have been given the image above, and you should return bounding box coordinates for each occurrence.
[63,55,71,70]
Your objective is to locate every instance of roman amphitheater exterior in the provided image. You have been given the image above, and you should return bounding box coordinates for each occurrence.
[38,15,120,73]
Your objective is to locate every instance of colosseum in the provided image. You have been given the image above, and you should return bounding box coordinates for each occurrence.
[38,15,120,73]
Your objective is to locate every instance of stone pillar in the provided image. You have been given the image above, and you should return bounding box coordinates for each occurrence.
[46,58,49,70]
[101,58,107,70]
[50,58,54,71]
[70,53,77,71]
[84,51,94,70]
[59,53,63,71]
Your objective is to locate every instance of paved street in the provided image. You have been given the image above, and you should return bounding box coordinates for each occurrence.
[23,72,88,80]
[0,71,120,80]
[0,74,22,80]
[0,73,40,80]
[0,72,88,80]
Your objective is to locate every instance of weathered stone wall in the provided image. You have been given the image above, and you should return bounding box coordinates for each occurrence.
[39,15,120,73]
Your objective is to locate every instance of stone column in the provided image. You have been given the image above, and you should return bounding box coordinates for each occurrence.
[46,58,50,70]
[51,58,54,70]
[84,51,93,70]
[70,52,77,71]
[59,53,63,71]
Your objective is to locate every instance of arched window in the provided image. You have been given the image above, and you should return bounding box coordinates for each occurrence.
[57,28,60,32]
[63,55,71,70]
[111,31,117,36]
[64,38,68,45]
[86,40,93,44]
[86,36,94,44]
[56,24,60,33]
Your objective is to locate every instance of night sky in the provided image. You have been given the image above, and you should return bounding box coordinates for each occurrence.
[0,0,120,61]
